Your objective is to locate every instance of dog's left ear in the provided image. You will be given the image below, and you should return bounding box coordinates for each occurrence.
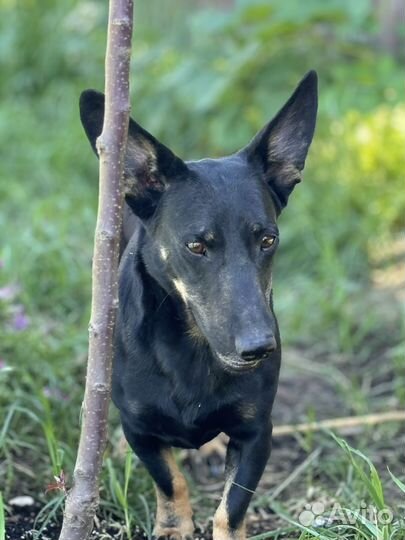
[79,90,188,220]
[242,70,318,212]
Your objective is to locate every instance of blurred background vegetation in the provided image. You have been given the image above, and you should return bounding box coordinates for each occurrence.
[0,0,404,538]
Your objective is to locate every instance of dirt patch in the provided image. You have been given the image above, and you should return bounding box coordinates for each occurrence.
[5,503,291,540]
[6,502,60,540]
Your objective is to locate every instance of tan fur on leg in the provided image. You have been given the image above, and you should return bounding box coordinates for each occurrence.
[153,449,194,539]
[213,469,246,540]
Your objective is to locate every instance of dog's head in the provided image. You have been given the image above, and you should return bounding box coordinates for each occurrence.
[80,71,317,373]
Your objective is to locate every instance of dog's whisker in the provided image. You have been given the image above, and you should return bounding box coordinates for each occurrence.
[155,288,175,313]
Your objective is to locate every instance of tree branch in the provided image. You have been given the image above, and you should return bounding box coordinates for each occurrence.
[272,410,405,438]
[58,1,133,539]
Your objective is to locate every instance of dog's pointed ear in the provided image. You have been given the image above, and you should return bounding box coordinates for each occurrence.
[79,89,188,220]
[242,70,318,212]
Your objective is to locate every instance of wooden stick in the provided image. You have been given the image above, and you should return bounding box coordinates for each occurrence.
[58,1,133,539]
[272,410,405,437]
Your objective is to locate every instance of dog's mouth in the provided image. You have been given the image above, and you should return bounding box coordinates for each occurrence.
[215,353,262,373]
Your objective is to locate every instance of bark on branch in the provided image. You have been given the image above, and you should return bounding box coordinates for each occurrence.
[58,1,133,539]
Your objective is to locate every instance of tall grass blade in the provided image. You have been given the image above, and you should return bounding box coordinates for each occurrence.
[331,433,385,509]
[0,492,5,540]
[388,468,405,495]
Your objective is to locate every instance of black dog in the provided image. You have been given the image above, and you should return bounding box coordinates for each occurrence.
[80,70,318,540]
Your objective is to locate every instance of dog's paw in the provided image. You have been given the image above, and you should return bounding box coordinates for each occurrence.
[183,433,228,483]
[153,534,193,540]
[199,433,228,461]
[153,521,194,540]
[213,525,245,540]
[213,507,246,540]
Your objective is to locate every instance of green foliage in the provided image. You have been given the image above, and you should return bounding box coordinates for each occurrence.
[275,103,405,348]
[129,0,403,156]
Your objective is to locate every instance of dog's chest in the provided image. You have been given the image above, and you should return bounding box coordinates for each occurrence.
[121,383,235,449]
[117,364,235,448]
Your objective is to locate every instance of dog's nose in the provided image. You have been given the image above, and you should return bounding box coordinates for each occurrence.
[236,334,277,362]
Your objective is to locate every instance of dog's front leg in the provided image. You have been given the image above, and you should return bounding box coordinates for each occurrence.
[152,447,194,540]
[122,426,194,539]
[213,426,272,540]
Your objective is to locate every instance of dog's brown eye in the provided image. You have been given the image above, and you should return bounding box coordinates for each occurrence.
[260,235,276,251]
[186,241,207,256]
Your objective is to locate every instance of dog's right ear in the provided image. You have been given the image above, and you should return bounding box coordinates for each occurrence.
[79,90,188,220]
[241,71,318,212]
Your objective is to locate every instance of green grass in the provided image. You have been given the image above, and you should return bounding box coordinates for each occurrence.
[255,434,405,540]
[107,451,135,538]
[0,492,5,540]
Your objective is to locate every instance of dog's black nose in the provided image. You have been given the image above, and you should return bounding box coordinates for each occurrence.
[236,334,277,362]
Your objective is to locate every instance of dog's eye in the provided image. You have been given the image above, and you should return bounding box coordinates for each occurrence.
[260,235,276,251]
[186,241,207,256]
